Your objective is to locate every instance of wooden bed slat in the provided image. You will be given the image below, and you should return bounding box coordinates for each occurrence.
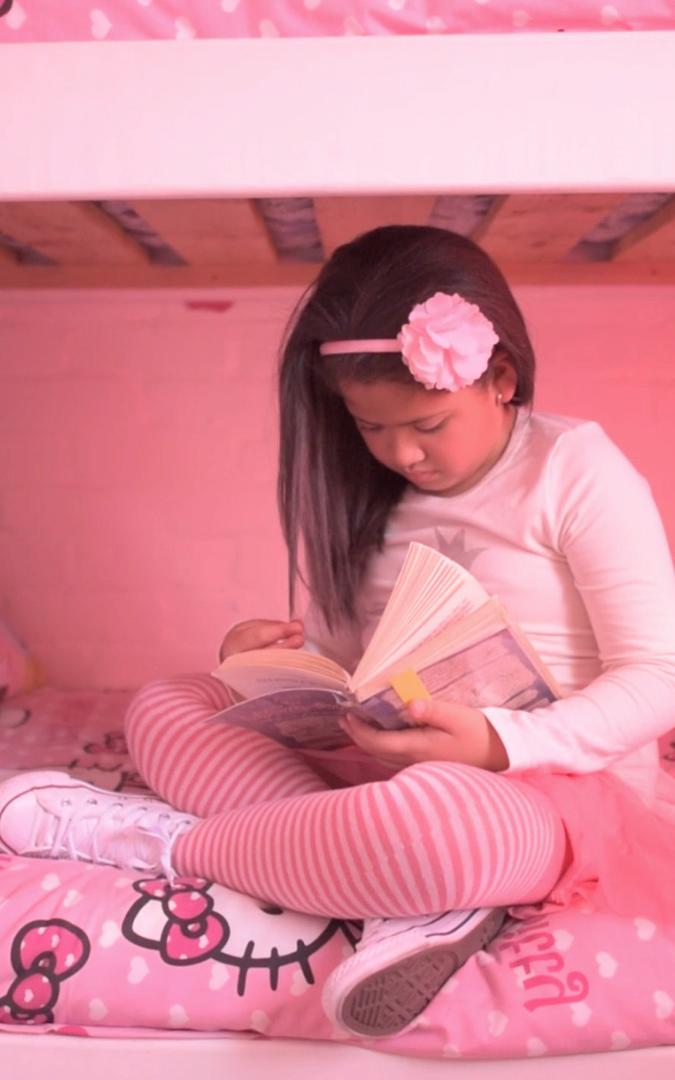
[0,263,310,289]
[612,196,675,260]
[129,199,278,265]
[429,195,501,238]
[1,192,675,287]
[256,198,322,262]
[0,202,149,265]
[476,193,627,261]
[315,196,436,258]
[2,260,674,290]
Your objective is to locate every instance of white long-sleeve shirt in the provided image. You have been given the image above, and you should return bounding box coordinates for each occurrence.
[304,410,675,803]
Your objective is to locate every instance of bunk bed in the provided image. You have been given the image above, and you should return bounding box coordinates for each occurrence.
[1,2,674,1077]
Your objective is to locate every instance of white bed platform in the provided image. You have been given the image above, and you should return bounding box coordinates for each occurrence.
[1,26,674,1077]
[2,1031,675,1080]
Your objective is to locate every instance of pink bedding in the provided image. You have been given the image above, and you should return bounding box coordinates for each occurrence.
[2,1,675,43]
[1,687,674,1058]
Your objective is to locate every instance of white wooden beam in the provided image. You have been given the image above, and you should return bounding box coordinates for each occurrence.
[1,33,674,201]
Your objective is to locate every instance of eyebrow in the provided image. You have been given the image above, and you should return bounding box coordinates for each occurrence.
[349,409,451,428]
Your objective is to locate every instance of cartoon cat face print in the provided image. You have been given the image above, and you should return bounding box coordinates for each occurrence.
[122,876,360,994]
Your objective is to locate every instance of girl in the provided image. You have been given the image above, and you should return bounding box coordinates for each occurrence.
[2,225,675,1041]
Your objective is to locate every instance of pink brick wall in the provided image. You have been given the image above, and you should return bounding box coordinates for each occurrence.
[1,285,674,689]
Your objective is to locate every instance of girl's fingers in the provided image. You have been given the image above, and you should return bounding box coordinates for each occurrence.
[402,697,470,732]
[219,618,304,659]
[341,712,431,758]
[258,620,302,646]
[341,703,507,771]
[273,632,305,649]
[404,698,430,726]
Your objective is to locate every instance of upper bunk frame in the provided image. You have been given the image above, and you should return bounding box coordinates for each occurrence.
[1,31,674,288]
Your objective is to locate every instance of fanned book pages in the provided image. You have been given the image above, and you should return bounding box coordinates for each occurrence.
[209,542,562,751]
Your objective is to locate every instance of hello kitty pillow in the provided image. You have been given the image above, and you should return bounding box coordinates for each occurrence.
[1,851,674,1059]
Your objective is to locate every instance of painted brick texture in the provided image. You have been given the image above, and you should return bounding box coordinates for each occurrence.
[1,285,674,688]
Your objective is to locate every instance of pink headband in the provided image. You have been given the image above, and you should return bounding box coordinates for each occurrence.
[318,291,499,392]
[319,340,401,355]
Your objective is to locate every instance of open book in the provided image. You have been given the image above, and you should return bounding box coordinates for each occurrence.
[210,542,562,751]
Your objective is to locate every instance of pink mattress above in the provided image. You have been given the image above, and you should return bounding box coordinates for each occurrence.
[1,0,675,43]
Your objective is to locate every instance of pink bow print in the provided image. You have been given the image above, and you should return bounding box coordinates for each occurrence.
[0,919,90,1025]
[134,877,229,964]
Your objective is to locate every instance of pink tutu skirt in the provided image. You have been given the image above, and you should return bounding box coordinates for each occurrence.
[515,766,675,922]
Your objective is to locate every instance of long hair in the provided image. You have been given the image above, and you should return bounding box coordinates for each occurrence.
[277,225,536,629]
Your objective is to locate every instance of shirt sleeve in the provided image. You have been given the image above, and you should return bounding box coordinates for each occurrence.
[483,423,675,775]
[302,596,364,675]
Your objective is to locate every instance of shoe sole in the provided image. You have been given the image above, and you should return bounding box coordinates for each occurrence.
[339,907,507,1038]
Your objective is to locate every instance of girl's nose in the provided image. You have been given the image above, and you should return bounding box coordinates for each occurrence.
[387,432,426,470]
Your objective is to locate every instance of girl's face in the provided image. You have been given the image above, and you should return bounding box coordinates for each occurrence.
[339,376,517,497]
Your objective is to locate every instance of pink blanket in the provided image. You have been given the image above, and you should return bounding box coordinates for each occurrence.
[1,688,674,1058]
[2,0,675,43]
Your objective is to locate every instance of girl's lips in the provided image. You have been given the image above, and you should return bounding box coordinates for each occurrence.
[407,470,438,483]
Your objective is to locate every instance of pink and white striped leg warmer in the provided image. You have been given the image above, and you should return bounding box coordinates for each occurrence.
[124,675,330,817]
[125,676,567,919]
[173,760,567,918]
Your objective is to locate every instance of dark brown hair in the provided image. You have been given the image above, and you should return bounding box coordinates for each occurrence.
[277,225,535,629]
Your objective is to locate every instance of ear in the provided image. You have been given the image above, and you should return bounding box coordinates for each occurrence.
[490,353,519,405]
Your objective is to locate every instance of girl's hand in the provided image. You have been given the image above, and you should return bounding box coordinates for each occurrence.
[218,619,304,661]
[341,698,509,772]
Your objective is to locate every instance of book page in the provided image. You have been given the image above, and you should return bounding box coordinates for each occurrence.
[355,598,561,702]
[358,626,559,729]
[354,599,503,700]
[351,542,490,687]
[212,648,348,699]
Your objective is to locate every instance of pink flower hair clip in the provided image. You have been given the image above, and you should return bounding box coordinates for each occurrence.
[319,291,499,392]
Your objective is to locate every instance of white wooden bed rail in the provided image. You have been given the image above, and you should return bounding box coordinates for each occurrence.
[1,32,674,202]
[1,1032,675,1080]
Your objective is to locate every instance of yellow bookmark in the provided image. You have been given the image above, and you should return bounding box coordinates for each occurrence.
[390,668,432,705]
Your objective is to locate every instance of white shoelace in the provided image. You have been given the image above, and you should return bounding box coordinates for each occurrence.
[43,794,193,880]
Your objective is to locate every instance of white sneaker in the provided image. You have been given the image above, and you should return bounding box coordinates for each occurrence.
[323,907,507,1038]
[0,770,198,880]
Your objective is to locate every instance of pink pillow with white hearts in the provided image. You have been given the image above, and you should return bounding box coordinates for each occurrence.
[0,852,674,1059]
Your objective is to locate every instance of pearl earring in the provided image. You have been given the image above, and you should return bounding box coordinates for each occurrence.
[496,391,503,405]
